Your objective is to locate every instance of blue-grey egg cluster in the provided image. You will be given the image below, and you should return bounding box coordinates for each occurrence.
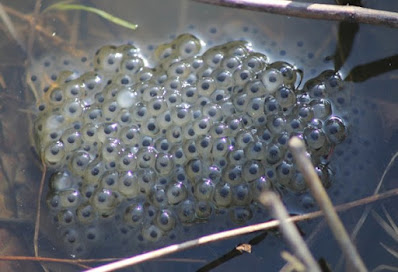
[34,34,347,256]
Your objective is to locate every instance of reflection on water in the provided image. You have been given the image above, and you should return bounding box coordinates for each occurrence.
[0,0,397,271]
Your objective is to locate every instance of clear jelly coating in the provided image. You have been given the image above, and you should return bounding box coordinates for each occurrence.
[34,34,348,256]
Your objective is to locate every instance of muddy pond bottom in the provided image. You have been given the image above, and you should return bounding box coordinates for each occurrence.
[32,33,354,257]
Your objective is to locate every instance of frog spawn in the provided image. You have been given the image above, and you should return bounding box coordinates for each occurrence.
[34,34,348,256]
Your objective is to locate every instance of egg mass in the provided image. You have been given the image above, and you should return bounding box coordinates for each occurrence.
[34,34,349,256]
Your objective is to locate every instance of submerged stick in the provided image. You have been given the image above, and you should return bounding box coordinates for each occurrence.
[260,192,321,272]
[194,0,398,28]
[288,137,367,272]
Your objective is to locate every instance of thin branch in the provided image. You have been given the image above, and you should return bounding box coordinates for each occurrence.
[288,137,367,272]
[260,192,321,272]
[194,0,398,28]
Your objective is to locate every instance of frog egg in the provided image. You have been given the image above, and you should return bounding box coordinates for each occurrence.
[233,93,250,113]
[76,204,96,224]
[141,117,160,136]
[276,160,295,187]
[82,71,104,94]
[195,135,213,157]
[155,153,174,175]
[113,88,138,109]
[242,160,264,182]
[245,141,265,161]
[94,45,119,72]
[136,147,156,169]
[211,89,231,104]
[242,52,268,73]
[185,159,203,180]
[171,106,192,126]
[257,127,273,145]
[189,56,205,73]
[209,123,228,139]
[131,104,148,123]
[175,34,201,59]
[228,149,246,165]
[118,171,139,197]
[149,186,169,208]
[251,176,272,200]
[84,226,102,243]
[57,209,76,226]
[254,114,268,129]
[102,100,121,121]
[275,86,297,109]
[264,96,282,116]
[266,114,286,134]
[84,160,106,184]
[244,80,268,98]
[154,42,174,61]
[214,182,233,208]
[49,171,74,191]
[181,86,199,104]
[155,209,176,231]
[47,193,61,211]
[229,206,253,224]
[269,61,298,86]
[246,97,265,118]
[324,116,347,144]
[286,117,304,133]
[306,80,328,99]
[63,82,83,99]
[167,182,188,205]
[309,99,332,119]
[136,67,155,83]
[212,69,234,90]
[304,127,327,150]
[233,67,254,86]
[287,172,307,193]
[170,146,186,166]
[117,151,137,171]
[120,56,144,74]
[142,224,163,242]
[193,179,215,201]
[195,200,213,219]
[232,183,252,206]
[120,126,141,146]
[221,55,242,71]
[154,137,171,153]
[197,77,216,96]
[167,61,190,79]
[182,123,196,140]
[115,109,132,127]
[225,40,251,57]
[80,182,97,201]
[96,123,119,143]
[43,141,65,165]
[137,169,157,195]
[43,113,66,132]
[62,99,83,121]
[203,102,222,121]
[166,126,183,144]
[193,117,212,136]
[261,68,284,94]
[91,188,120,217]
[178,199,195,222]
[49,87,65,105]
[183,139,199,160]
[297,104,315,123]
[203,47,224,67]
[69,151,93,176]
[124,202,145,226]
[323,71,343,92]
[265,144,283,165]
[101,138,121,162]
[84,107,103,125]
[212,137,230,158]
[100,171,119,190]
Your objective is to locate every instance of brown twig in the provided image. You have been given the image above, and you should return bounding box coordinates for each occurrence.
[194,0,398,28]
[34,161,46,270]
[288,137,367,272]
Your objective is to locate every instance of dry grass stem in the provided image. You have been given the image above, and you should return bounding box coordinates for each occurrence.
[372,265,398,272]
[0,3,26,52]
[260,191,321,272]
[194,0,398,28]
[288,137,367,272]
[280,251,306,272]
[34,161,46,271]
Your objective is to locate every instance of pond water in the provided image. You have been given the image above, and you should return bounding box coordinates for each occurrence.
[0,0,397,271]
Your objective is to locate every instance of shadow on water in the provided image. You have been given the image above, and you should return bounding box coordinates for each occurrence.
[0,0,397,271]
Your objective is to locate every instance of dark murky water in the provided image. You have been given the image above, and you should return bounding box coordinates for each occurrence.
[0,0,397,271]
